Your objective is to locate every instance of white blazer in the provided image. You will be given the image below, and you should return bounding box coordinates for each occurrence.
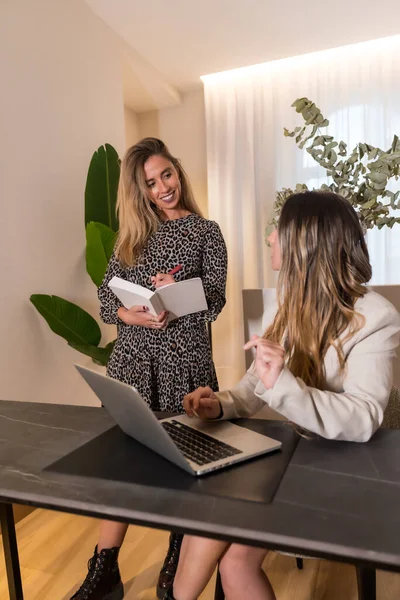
[216,291,400,442]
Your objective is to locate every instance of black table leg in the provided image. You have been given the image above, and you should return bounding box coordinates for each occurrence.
[356,566,376,600]
[214,568,224,600]
[207,321,213,354]
[296,557,304,570]
[0,503,24,600]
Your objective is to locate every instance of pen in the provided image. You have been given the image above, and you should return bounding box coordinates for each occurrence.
[168,264,183,276]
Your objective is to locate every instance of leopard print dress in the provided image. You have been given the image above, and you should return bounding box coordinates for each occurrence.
[98,214,227,412]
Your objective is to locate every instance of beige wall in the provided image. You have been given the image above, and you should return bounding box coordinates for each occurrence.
[138,110,160,141]
[1,0,125,406]
[124,105,140,148]
[138,90,209,217]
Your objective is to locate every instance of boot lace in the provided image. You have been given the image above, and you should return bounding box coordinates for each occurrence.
[71,554,105,598]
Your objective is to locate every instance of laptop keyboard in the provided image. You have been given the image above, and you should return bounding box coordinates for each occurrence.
[162,420,243,466]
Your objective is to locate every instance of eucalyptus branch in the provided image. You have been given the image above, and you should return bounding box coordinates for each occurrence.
[269,98,400,233]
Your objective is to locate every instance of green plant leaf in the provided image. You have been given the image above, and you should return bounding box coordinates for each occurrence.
[86,222,117,287]
[68,340,115,366]
[30,295,101,346]
[85,144,120,232]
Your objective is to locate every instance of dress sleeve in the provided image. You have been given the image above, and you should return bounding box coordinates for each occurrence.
[97,252,124,325]
[201,221,228,321]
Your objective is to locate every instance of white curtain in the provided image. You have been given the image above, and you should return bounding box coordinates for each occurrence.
[203,36,400,389]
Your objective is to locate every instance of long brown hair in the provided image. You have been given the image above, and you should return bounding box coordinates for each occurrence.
[115,137,203,267]
[265,191,372,388]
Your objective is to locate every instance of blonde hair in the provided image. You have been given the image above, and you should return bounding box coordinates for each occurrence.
[115,138,203,267]
[265,191,372,388]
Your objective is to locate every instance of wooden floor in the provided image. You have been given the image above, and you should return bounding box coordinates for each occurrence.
[1,509,400,599]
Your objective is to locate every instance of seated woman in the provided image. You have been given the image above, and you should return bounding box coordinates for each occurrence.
[164,190,400,600]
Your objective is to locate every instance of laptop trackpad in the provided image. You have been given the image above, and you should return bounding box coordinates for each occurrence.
[46,420,298,504]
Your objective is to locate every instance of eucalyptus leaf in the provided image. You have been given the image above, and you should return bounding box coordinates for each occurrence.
[271,96,400,233]
[300,125,318,147]
[292,98,309,112]
[368,148,380,160]
[368,181,387,192]
[347,153,358,165]
[327,150,337,167]
[376,216,391,226]
[283,127,295,137]
[361,198,377,209]
[368,171,387,184]
[311,136,325,148]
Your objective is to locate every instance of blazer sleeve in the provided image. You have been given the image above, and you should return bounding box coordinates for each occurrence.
[215,365,266,419]
[97,252,124,325]
[201,221,227,322]
[254,305,400,442]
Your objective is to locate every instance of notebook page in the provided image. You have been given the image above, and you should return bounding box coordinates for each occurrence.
[108,277,164,315]
[155,278,207,321]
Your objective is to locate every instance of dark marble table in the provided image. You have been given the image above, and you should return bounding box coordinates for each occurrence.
[1,399,400,600]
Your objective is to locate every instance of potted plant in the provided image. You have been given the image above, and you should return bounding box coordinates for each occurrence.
[30,144,120,366]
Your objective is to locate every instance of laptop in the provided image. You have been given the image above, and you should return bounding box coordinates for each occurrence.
[75,365,282,476]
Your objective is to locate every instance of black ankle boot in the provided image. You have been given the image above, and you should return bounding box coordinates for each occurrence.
[156,533,183,599]
[70,545,124,600]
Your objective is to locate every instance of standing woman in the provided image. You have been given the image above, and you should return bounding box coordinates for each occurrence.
[166,191,400,600]
[71,138,227,600]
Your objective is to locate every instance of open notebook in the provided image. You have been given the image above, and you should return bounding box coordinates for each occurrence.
[108,276,208,321]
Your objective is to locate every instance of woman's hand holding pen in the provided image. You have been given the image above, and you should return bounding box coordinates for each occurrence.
[117,306,168,329]
[244,335,285,389]
[151,264,182,289]
[183,387,222,420]
[151,273,176,289]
